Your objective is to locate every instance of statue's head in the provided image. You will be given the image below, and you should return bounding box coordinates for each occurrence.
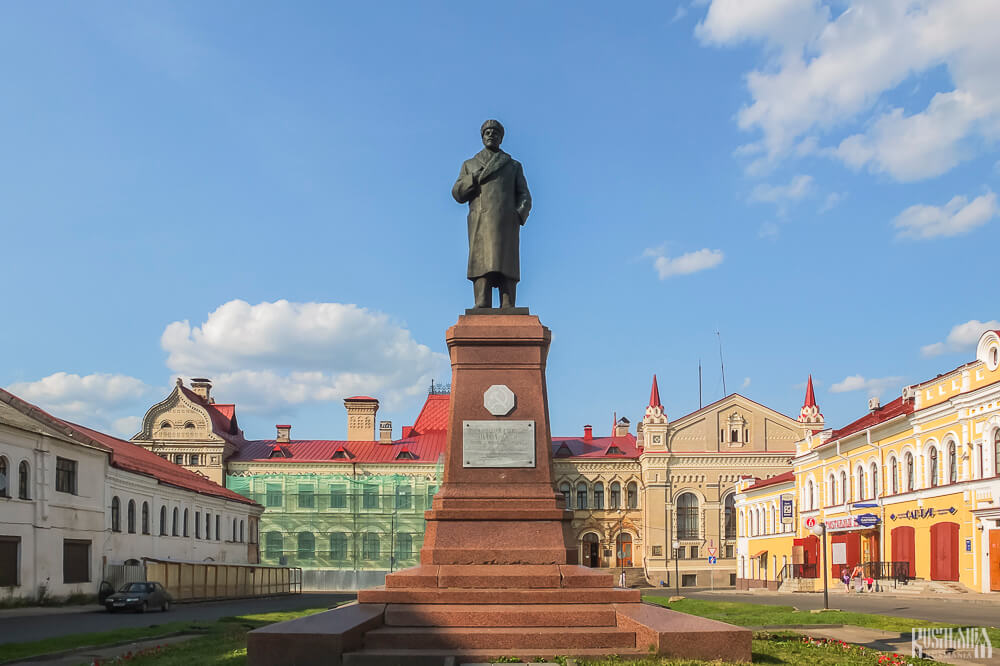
[481,119,504,150]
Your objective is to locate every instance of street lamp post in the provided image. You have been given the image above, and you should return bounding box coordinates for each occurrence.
[809,521,829,610]
[672,540,680,596]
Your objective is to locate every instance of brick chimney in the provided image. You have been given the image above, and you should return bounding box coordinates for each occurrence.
[344,396,379,441]
[615,417,630,437]
[190,378,212,403]
[276,424,291,443]
[379,420,393,444]
[583,425,593,441]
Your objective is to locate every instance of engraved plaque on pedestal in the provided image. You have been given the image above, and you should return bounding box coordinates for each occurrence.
[462,420,536,468]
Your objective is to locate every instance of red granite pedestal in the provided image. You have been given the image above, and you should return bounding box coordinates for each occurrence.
[247,314,751,665]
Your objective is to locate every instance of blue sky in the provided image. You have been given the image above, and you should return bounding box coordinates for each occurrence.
[3,1,999,442]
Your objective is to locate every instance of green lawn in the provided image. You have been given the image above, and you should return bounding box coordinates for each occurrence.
[642,596,1000,645]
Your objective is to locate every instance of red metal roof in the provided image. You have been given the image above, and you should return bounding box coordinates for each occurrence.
[550,433,640,459]
[648,374,662,408]
[745,470,795,491]
[402,393,449,437]
[803,375,817,408]
[818,396,915,450]
[68,422,259,506]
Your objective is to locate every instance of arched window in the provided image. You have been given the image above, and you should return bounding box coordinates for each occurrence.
[172,507,179,536]
[184,421,195,429]
[948,442,957,484]
[763,506,769,534]
[206,513,212,540]
[627,482,638,509]
[183,508,190,537]
[215,514,220,541]
[160,506,167,535]
[395,533,413,561]
[870,463,878,499]
[195,512,201,539]
[840,471,847,504]
[827,474,836,505]
[233,518,237,541]
[856,468,865,501]
[610,482,621,509]
[395,484,412,510]
[559,482,571,508]
[806,480,814,510]
[127,500,136,533]
[995,430,1000,476]
[297,532,314,560]
[330,532,348,559]
[576,482,588,510]
[676,492,699,539]
[594,482,604,509]
[265,532,283,559]
[0,457,7,497]
[141,501,149,534]
[240,520,245,543]
[906,452,914,491]
[724,493,736,539]
[18,461,30,500]
[929,448,939,487]
[111,496,121,532]
[363,533,380,560]
[890,457,898,494]
[159,421,171,429]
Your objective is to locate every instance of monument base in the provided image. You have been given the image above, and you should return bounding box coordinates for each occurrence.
[246,313,751,664]
[247,565,752,665]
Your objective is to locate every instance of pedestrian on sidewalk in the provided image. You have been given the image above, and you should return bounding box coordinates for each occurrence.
[841,568,851,592]
[851,564,864,593]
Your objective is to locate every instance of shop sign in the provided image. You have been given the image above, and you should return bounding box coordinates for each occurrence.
[825,516,862,531]
[804,517,817,529]
[856,513,880,527]
[889,507,957,521]
[780,496,794,524]
[966,539,972,552]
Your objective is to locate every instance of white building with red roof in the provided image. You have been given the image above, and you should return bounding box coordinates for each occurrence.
[0,388,263,603]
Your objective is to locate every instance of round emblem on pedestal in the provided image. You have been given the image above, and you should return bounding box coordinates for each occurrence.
[483,384,516,416]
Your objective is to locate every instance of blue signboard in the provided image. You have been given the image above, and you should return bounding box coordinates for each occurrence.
[966,539,972,553]
[708,556,717,564]
[780,498,793,521]
[856,513,880,527]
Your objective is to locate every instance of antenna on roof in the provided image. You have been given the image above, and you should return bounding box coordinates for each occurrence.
[698,359,703,409]
[716,330,727,396]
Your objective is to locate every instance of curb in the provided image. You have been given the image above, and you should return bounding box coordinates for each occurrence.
[0,631,198,665]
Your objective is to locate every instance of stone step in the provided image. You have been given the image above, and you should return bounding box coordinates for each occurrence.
[343,647,650,666]
[364,626,636,651]
[384,603,618,627]
[358,586,642,605]
[384,564,616,590]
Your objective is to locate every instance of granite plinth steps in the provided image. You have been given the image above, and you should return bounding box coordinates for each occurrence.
[247,563,751,665]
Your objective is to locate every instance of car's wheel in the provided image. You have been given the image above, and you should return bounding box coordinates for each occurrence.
[139,601,148,613]
[161,600,169,612]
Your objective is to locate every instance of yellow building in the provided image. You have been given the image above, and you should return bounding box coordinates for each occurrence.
[738,331,1000,594]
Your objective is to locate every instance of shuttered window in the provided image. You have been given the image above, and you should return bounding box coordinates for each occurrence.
[63,539,90,583]
[0,537,20,586]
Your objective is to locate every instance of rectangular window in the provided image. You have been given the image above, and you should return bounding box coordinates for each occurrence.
[682,574,697,587]
[55,458,77,494]
[298,484,315,509]
[265,484,282,508]
[329,485,347,509]
[63,539,90,583]
[190,454,200,466]
[0,537,20,586]
[729,573,737,586]
[362,485,379,509]
[725,544,734,559]
[195,513,201,539]
[689,545,699,559]
[395,485,412,510]
[174,454,184,465]
[676,546,686,559]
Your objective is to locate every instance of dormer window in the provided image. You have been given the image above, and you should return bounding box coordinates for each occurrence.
[554,443,573,458]
[605,445,624,455]
[395,448,417,460]
[159,421,171,429]
[331,446,353,460]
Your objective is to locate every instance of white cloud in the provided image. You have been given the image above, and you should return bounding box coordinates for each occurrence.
[758,222,780,239]
[893,190,997,240]
[644,247,724,279]
[830,374,903,397]
[6,372,152,435]
[819,191,845,213]
[672,5,688,23]
[749,174,814,211]
[161,299,448,415]
[741,377,751,389]
[921,319,1000,357]
[696,1,1000,181]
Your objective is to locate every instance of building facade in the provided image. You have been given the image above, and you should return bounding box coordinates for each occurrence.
[0,388,263,602]
[737,330,1000,594]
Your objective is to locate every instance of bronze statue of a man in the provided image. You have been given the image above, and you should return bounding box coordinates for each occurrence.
[452,119,532,309]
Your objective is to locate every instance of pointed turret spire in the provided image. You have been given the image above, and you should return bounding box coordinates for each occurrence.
[799,374,823,424]
[648,374,662,409]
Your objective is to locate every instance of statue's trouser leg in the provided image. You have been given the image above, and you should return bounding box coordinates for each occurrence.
[500,278,517,308]
[473,277,491,309]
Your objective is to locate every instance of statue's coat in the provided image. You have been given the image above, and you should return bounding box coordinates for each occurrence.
[452,148,531,282]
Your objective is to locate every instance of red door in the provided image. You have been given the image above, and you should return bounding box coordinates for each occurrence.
[891,526,916,579]
[930,522,959,581]
[990,530,1000,592]
[831,532,861,579]
[793,536,819,577]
